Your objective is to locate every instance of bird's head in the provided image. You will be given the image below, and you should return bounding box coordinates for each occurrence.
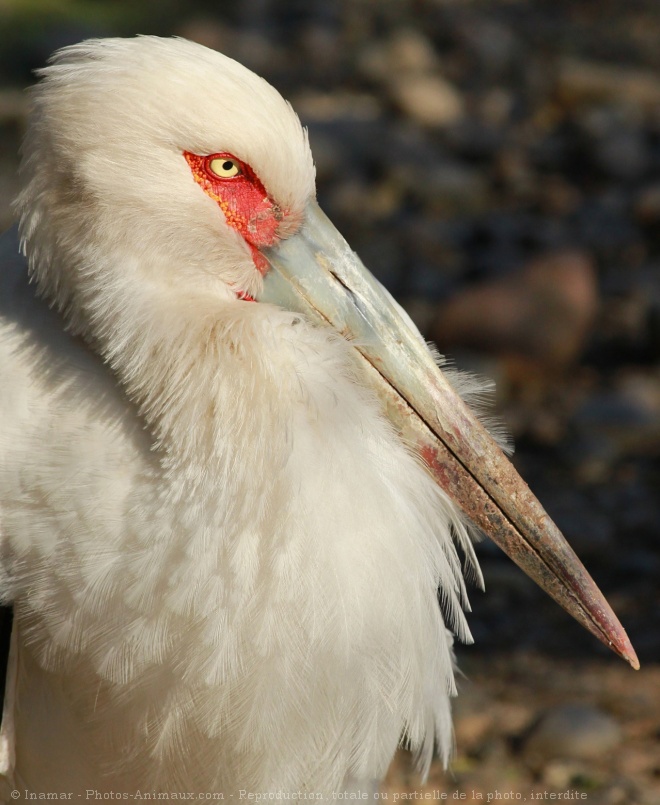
[17,36,315,320]
[16,36,638,671]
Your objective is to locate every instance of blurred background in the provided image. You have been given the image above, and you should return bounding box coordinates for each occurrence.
[0,0,658,802]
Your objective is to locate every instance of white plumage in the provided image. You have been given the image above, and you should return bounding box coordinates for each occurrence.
[0,35,636,797]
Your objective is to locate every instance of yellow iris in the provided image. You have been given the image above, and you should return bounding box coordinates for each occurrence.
[209,158,241,178]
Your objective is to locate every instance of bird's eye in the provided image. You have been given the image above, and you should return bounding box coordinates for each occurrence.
[208,157,241,178]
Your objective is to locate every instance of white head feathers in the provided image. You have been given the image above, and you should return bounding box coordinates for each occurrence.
[16,36,316,328]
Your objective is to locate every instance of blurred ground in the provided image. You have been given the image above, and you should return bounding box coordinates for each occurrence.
[384,657,660,804]
[0,1,658,803]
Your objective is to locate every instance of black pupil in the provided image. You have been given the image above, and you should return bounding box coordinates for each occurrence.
[223,161,234,172]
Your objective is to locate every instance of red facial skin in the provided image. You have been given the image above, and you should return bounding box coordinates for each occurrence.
[184,151,285,285]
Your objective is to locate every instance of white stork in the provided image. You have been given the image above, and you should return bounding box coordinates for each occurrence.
[0,37,637,796]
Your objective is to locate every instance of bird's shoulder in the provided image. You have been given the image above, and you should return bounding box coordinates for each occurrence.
[0,227,155,572]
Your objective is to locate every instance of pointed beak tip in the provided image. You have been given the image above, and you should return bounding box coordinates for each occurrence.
[609,629,639,670]
[624,647,641,671]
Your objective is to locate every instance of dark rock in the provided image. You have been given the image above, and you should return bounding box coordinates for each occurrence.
[595,129,649,182]
[524,704,622,766]
[456,17,517,73]
[542,489,615,556]
[417,160,488,215]
[572,387,660,460]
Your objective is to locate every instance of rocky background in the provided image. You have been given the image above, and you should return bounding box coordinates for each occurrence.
[0,1,658,803]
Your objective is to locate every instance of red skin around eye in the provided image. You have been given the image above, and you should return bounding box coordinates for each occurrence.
[184,151,283,276]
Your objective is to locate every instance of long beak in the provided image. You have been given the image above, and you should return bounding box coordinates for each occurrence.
[260,200,639,670]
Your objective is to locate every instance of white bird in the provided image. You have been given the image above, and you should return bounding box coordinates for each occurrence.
[0,36,637,797]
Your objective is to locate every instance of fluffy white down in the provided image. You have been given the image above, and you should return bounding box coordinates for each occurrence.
[0,37,481,794]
